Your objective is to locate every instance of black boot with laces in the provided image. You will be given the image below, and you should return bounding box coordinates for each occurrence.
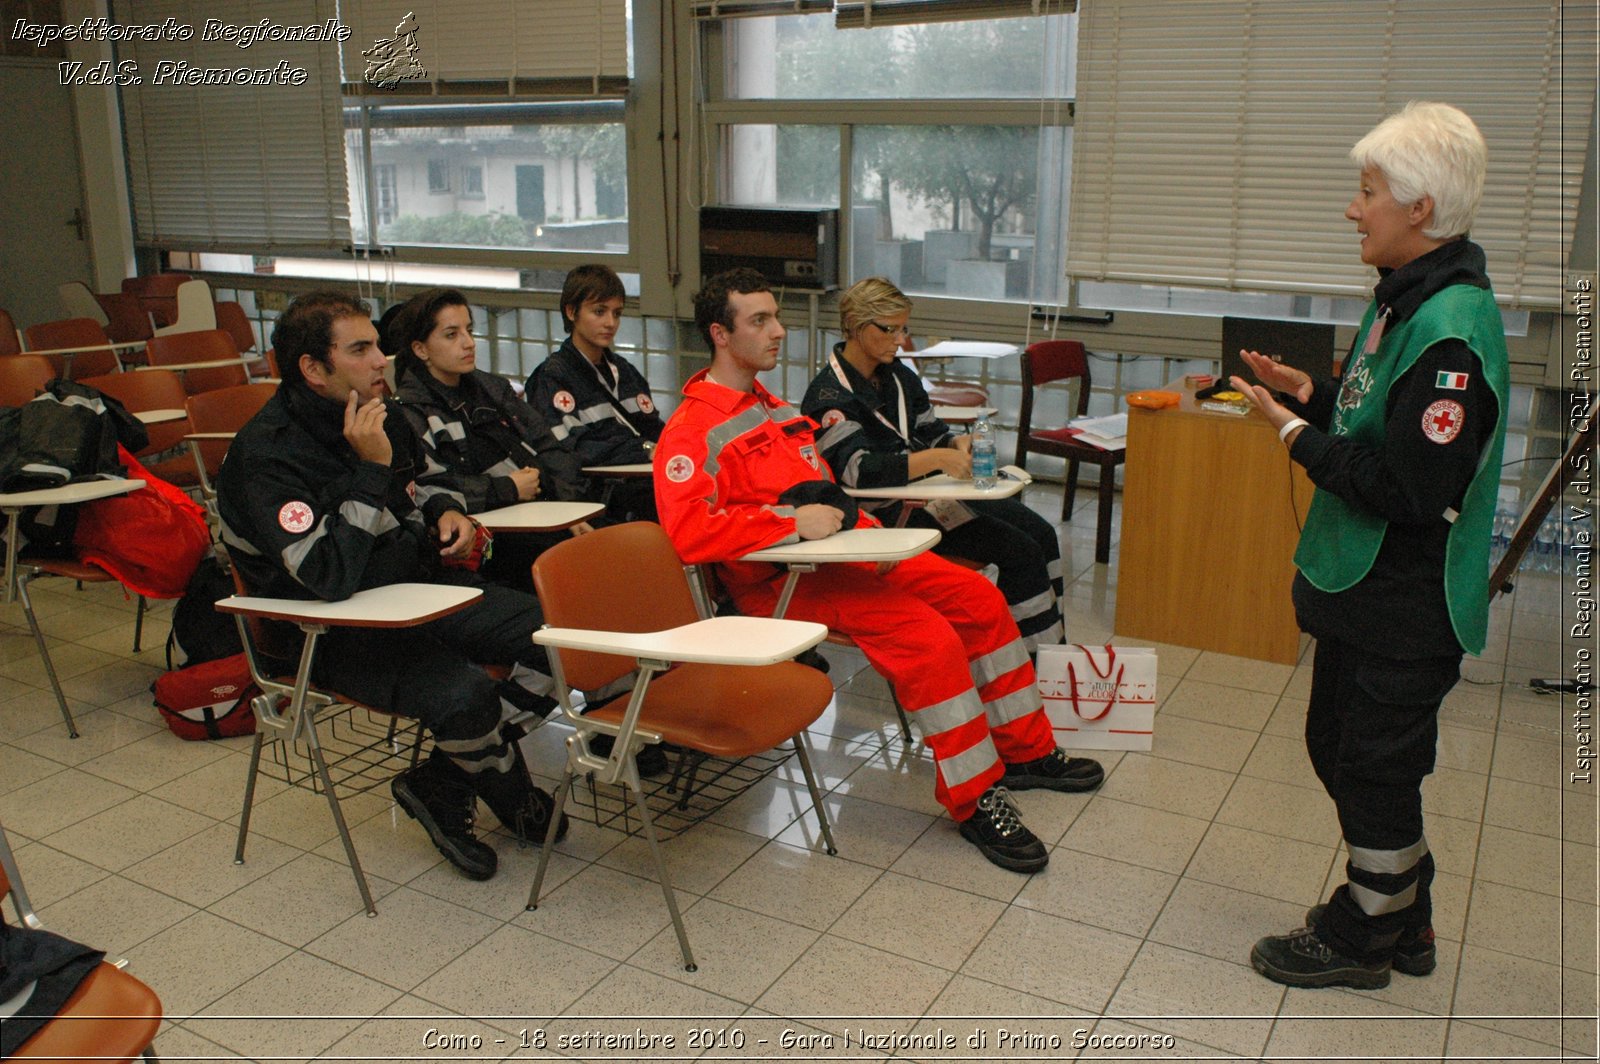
[391,756,498,881]
[958,786,1048,873]
[1250,925,1391,989]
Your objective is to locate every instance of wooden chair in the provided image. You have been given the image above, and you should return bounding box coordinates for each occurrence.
[0,355,55,407]
[0,308,21,356]
[525,522,837,971]
[185,381,278,522]
[1015,339,1126,564]
[0,820,161,1062]
[79,369,198,489]
[145,329,248,395]
[22,318,121,379]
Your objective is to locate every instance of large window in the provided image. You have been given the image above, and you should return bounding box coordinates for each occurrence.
[710,10,1076,307]
[346,106,630,256]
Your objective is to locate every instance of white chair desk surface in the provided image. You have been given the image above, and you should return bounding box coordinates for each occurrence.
[214,583,481,629]
[581,462,653,477]
[2,479,145,601]
[742,526,941,619]
[843,472,1024,502]
[135,358,252,373]
[535,615,826,667]
[134,408,187,425]
[474,500,604,532]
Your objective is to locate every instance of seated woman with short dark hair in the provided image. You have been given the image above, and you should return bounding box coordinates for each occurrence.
[387,287,594,592]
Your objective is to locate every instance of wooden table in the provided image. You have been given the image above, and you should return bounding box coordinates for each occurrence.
[474,500,604,532]
[1113,380,1311,664]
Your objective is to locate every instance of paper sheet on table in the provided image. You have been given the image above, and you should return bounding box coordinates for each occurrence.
[1068,413,1128,449]
[908,341,1019,358]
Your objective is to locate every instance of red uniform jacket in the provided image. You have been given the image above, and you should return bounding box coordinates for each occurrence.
[654,369,876,592]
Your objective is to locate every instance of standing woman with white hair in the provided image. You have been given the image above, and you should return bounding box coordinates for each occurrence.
[1232,102,1508,990]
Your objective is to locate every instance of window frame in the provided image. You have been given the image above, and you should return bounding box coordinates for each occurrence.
[339,95,637,273]
[698,14,1078,329]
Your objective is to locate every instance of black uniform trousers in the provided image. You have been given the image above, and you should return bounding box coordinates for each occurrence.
[901,496,1064,648]
[1306,634,1458,960]
[309,571,548,775]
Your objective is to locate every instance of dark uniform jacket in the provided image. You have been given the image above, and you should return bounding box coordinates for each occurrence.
[396,368,587,514]
[1286,239,1501,658]
[800,345,957,501]
[218,382,459,604]
[525,338,665,468]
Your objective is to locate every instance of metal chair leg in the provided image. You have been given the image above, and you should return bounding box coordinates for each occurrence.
[305,715,377,916]
[631,768,697,972]
[527,766,576,910]
[234,727,267,865]
[792,734,837,857]
[132,594,146,653]
[890,690,913,744]
[17,570,78,738]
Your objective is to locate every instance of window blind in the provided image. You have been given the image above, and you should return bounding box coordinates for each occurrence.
[1066,0,1596,308]
[117,0,351,253]
[690,1,833,18]
[338,0,629,96]
[834,0,1071,29]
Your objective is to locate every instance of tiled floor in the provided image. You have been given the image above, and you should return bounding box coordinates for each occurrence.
[1,489,1595,1062]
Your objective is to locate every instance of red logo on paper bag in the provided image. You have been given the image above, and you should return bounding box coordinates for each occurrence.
[552,390,576,414]
[1422,400,1464,444]
[278,501,314,534]
[637,393,655,414]
[664,455,694,483]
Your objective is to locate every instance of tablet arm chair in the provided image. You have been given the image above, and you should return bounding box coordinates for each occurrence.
[524,522,837,971]
[0,820,162,1062]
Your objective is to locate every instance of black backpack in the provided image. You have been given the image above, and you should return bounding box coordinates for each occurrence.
[166,553,243,668]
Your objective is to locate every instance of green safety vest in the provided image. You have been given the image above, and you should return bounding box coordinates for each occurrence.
[1294,284,1509,654]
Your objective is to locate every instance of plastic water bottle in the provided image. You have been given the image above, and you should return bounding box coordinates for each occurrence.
[971,414,997,489]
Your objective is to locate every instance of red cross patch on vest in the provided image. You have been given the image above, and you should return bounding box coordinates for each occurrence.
[1422,399,1465,444]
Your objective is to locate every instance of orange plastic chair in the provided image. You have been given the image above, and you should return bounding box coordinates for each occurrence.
[145,328,248,395]
[22,318,120,379]
[1015,339,1127,563]
[0,354,56,407]
[79,369,198,489]
[0,820,161,1062]
[184,380,279,519]
[121,273,191,328]
[95,291,154,346]
[525,522,837,970]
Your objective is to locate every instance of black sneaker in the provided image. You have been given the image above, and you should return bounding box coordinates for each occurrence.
[1001,748,1105,792]
[795,647,831,674]
[1306,903,1437,976]
[1250,926,1391,989]
[958,787,1048,873]
[483,782,570,846]
[392,765,498,881]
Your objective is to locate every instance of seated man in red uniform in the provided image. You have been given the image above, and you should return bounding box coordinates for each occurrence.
[654,268,1104,873]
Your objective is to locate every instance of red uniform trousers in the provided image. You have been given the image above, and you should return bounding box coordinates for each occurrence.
[725,550,1055,821]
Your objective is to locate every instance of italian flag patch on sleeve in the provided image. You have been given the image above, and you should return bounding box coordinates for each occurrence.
[1435,370,1469,390]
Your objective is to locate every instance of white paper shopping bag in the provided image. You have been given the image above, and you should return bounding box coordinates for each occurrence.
[1036,645,1157,751]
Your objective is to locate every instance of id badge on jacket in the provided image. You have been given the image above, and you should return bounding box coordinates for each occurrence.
[924,498,977,530]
